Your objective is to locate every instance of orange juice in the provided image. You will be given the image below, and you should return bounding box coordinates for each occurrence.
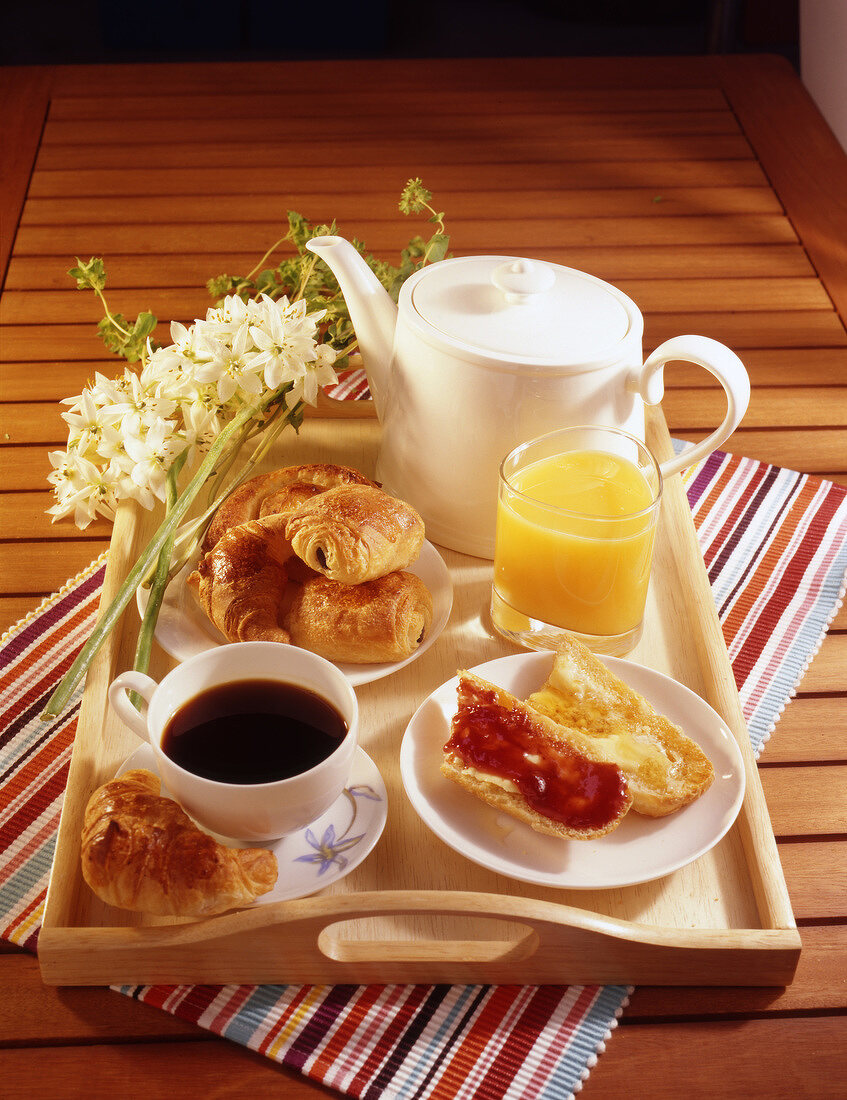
[493,449,658,637]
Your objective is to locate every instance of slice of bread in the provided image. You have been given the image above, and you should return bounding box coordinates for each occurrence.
[441,670,632,840]
[526,634,714,817]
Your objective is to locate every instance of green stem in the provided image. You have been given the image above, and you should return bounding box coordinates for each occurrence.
[93,285,132,339]
[41,384,295,719]
[133,453,186,680]
[331,338,359,363]
[293,254,318,301]
[201,399,290,511]
[245,235,289,282]
[200,418,256,513]
[164,403,299,580]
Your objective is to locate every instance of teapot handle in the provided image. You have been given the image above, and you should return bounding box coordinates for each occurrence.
[633,336,751,479]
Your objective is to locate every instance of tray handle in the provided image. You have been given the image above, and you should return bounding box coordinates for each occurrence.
[39,890,801,987]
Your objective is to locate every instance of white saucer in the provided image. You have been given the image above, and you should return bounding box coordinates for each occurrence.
[137,539,453,687]
[400,651,746,890]
[118,743,387,904]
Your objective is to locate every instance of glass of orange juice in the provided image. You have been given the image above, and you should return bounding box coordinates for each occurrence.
[491,425,663,656]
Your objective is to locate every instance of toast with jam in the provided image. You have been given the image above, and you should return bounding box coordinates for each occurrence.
[526,635,714,817]
[442,670,633,839]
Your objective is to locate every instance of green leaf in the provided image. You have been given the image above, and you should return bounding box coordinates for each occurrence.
[207,274,236,297]
[286,211,312,252]
[97,313,131,355]
[399,178,432,216]
[207,180,449,338]
[128,311,158,357]
[68,257,107,292]
[255,268,280,296]
[96,309,158,362]
[424,232,450,264]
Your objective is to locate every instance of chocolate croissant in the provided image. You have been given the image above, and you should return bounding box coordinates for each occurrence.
[286,484,426,584]
[81,769,278,916]
[188,513,293,644]
[203,463,375,550]
[284,571,433,663]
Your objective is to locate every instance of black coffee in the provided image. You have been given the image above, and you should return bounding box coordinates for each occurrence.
[161,679,348,785]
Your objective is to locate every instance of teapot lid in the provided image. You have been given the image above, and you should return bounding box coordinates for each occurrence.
[408,255,637,365]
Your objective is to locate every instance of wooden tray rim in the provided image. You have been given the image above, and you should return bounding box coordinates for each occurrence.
[38,406,802,987]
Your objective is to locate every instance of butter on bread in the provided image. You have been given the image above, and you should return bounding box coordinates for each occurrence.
[442,670,632,840]
[526,635,714,817]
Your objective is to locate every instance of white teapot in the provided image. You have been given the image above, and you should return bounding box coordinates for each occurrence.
[307,236,750,558]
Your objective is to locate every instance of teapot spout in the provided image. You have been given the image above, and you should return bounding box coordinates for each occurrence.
[306,235,397,418]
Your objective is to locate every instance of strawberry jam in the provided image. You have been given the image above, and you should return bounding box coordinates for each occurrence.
[445,682,629,831]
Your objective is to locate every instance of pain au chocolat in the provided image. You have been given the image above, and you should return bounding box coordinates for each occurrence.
[442,671,632,839]
[285,570,433,664]
[203,462,376,551]
[81,769,277,917]
[189,476,434,663]
[286,483,425,585]
[525,634,714,817]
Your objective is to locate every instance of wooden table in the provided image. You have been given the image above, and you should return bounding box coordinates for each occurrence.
[1,55,845,1098]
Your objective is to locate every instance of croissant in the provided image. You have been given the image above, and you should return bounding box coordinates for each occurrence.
[203,463,376,550]
[284,570,433,663]
[80,769,278,916]
[286,483,426,584]
[188,513,294,643]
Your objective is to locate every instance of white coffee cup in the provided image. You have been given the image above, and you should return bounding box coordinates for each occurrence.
[108,642,359,842]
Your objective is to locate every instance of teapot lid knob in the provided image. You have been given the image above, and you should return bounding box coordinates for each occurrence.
[491,259,555,304]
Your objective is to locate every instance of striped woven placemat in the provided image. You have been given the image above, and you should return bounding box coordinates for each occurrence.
[2,448,845,1100]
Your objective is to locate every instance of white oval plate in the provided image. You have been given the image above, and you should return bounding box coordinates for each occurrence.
[400,651,746,890]
[118,743,387,905]
[137,539,453,687]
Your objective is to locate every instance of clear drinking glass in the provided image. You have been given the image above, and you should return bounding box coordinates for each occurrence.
[490,425,663,656]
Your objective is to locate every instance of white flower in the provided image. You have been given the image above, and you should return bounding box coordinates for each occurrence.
[60,387,124,455]
[247,295,332,393]
[141,345,199,401]
[169,318,213,361]
[207,293,250,329]
[50,291,337,528]
[284,341,339,409]
[122,420,188,508]
[112,371,179,435]
[181,394,226,455]
[47,450,125,528]
[192,322,264,404]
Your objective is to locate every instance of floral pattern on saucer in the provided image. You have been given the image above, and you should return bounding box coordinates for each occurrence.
[118,744,387,904]
[296,784,383,877]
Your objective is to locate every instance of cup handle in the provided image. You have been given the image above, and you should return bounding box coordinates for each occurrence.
[108,671,158,743]
[633,335,751,478]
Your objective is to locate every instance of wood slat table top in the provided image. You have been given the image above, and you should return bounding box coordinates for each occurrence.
[1,53,845,1099]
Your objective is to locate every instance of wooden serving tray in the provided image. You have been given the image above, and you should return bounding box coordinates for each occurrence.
[39,407,801,987]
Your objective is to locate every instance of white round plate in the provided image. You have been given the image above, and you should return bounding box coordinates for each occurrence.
[118,743,387,905]
[400,651,746,890]
[137,539,452,687]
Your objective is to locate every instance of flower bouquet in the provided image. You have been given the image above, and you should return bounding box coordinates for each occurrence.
[42,180,449,718]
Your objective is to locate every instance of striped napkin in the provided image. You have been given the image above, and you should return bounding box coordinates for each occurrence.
[2,448,845,1100]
